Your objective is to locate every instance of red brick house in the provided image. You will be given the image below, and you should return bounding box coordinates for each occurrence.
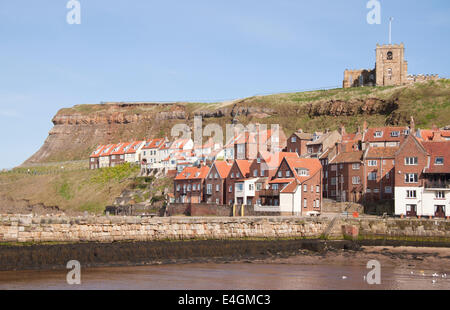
[327,151,364,203]
[285,130,313,156]
[260,157,323,215]
[110,142,131,167]
[394,135,450,218]
[362,146,397,201]
[89,145,107,169]
[225,160,252,205]
[174,166,210,203]
[204,161,232,205]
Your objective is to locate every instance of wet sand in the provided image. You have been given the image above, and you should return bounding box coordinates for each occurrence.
[261,246,450,272]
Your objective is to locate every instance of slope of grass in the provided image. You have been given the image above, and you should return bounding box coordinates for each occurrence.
[0,162,140,214]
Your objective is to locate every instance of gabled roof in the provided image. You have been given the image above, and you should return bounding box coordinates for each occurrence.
[422,141,450,173]
[284,157,322,183]
[100,144,116,157]
[111,142,131,155]
[142,138,165,150]
[90,145,107,158]
[175,166,210,180]
[259,151,299,168]
[291,130,313,140]
[234,160,252,177]
[212,161,232,179]
[417,129,450,141]
[280,180,299,193]
[363,126,408,143]
[365,147,399,159]
[125,141,144,154]
[330,151,364,164]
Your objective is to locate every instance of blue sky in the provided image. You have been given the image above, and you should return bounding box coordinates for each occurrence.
[0,0,449,168]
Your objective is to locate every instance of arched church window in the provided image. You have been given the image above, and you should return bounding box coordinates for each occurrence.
[387,51,393,60]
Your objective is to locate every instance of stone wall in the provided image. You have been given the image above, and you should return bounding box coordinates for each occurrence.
[0,215,331,243]
[166,204,281,217]
[0,214,449,244]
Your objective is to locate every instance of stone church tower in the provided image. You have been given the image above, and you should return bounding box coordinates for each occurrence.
[343,43,438,88]
[375,43,408,86]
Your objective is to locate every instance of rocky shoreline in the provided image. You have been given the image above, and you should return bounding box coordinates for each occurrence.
[1,238,449,271]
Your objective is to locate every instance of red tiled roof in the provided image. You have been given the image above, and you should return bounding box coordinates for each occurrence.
[284,157,322,183]
[213,161,233,179]
[259,151,298,168]
[111,142,131,155]
[175,166,210,180]
[330,151,364,164]
[142,138,165,150]
[100,144,117,156]
[418,129,450,141]
[422,141,450,173]
[363,127,408,143]
[280,180,299,193]
[235,160,252,177]
[125,141,144,154]
[90,145,107,158]
[365,147,399,159]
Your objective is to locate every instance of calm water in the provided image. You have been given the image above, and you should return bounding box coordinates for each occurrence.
[0,263,449,290]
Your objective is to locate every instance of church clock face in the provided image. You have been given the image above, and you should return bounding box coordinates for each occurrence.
[387,51,393,60]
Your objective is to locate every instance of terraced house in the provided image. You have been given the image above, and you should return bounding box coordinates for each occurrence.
[394,135,450,218]
[174,166,210,204]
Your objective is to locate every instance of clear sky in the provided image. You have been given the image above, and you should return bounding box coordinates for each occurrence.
[0,0,449,169]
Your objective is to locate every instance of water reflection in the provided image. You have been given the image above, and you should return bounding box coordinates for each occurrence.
[0,263,449,290]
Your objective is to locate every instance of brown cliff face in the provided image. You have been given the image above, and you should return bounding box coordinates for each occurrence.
[24,80,450,164]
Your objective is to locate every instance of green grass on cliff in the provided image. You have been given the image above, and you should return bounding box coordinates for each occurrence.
[0,162,140,214]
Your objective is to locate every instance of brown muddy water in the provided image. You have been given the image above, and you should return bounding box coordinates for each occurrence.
[1,263,449,290]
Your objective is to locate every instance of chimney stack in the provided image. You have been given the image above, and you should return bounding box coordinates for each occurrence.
[410,116,416,134]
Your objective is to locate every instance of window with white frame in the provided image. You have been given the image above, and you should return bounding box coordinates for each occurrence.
[286,171,291,177]
[391,131,400,137]
[374,131,383,138]
[331,165,337,171]
[404,173,418,183]
[216,184,220,192]
[406,190,417,198]
[331,178,337,185]
[177,185,181,191]
[352,163,360,170]
[278,171,282,178]
[352,176,361,185]
[316,185,320,193]
[385,186,392,194]
[436,191,445,199]
[368,160,377,167]
[405,157,418,165]
[303,198,307,209]
[303,184,307,192]
[253,170,258,177]
[291,137,297,143]
[435,157,444,165]
[229,185,232,193]
[368,172,377,181]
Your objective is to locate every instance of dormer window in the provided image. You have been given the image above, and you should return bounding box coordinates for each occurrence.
[296,168,309,176]
[374,131,383,138]
[435,157,444,165]
[391,131,400,137]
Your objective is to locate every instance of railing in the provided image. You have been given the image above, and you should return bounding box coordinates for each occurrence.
[424,181,450,189]
[259,189,280,197]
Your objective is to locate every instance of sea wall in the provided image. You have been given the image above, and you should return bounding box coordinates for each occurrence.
[0,214,449,244]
